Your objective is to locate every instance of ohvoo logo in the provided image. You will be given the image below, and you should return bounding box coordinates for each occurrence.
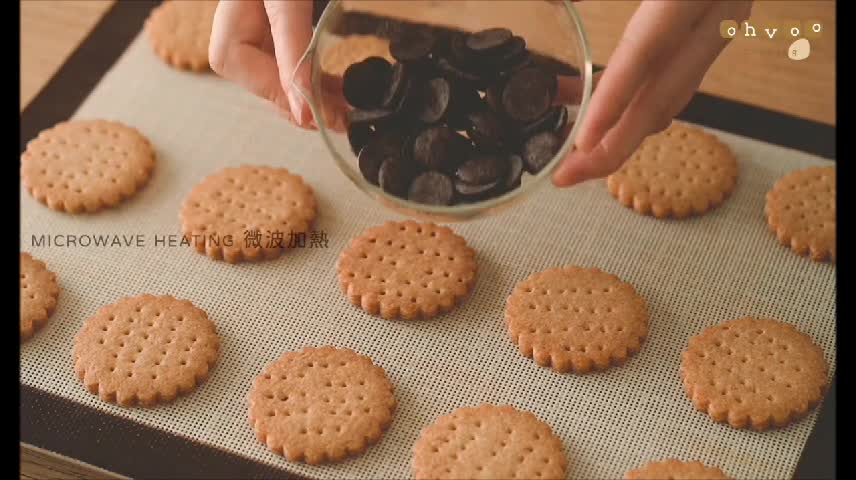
[719,19,823,61]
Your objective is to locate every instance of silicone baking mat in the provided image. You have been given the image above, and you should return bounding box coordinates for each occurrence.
[20,17,835,480]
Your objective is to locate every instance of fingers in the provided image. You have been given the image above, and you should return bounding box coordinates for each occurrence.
[553,1,741,188]
[574,1,713,152]
[612,12,730,141]
[210,1,292,112]
[551,144,620,188]
[264,0,315,129]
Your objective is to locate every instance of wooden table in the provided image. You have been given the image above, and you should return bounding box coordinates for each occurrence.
[19,1,835,478]
[21,0,836,123]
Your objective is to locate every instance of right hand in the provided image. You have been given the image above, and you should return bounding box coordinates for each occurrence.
[208,0,317,129]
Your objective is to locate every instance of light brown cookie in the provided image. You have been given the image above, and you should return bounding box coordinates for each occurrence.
[337,220,477,320]
[248,346,396,464]
[505,266,648,373]
[625,459,730,480]
[21,120,156,213]
[320,34,394,77]
[145,0,218,71]
[73,294,219,407]
[680,317,828,431]
[412,404,567,480]
[179,166,317,263]
[20,253,60,342]
[765,166,835,262]
[607,122,738,218]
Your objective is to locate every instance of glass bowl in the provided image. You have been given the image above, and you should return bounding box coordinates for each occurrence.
[293,0,592,222]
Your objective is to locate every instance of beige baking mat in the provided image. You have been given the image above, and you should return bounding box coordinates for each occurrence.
[20,32,835,480]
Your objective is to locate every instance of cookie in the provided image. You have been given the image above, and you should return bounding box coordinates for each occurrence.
[607,122,738,218]
[412,404,567,480]
[337,220,477,320]
[20,253,60,342]
[680,317,828,431]
[505,266,648,373]
[21,120,156,213]
[765,166,835,262]
[248,346,396,464]
[179,166,317,263]
[72,294,219,407]
[145,0,218,71]
[321,34,394,78]
[625,459,730,479]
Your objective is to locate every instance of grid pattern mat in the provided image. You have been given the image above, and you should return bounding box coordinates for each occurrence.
[20,33,836,480]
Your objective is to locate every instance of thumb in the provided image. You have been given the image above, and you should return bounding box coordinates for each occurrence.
[264,0,315,128]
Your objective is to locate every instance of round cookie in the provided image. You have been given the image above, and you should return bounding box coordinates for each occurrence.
[321,34,394,77]
[145,0,218,71]
[179,166,317,263]
[625,459,730,480]
[73,295,219,407]
[21,120,156,213]
[248,347,396,464]
[20,253,60,342]
[680,317,828,431]
[337,220,477,320]
[505,266,648,373]
[765,166,835,262]
[412,404,567,480]
[607,122,738,218]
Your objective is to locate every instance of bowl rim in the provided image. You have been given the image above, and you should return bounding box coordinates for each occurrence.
[294,0,593,220]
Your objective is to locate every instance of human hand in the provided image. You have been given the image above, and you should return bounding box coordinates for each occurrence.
[209,0,318,129]
[552,0,753,187]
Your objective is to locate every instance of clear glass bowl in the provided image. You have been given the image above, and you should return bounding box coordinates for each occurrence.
[294,0,592,222]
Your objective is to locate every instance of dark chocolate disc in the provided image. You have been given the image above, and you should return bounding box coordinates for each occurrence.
[495,42,532,75]
[348,123,374,155]
[412,125,459,171]
[485,80,506,115]
[446,83,484,131]
[522,131,561,174]
[454,178,500,201]
[393,73,421,116]
[502,66,557,123]
[390,28,435,63]
[466,110,505,150]
[358,132,406,185]
[435,56,485,89]
[494,36,527,64]
[465,28,513,53]
[504,154,524,190]
[381,62,411,109]
[347,108,397,129]
[417,77,452,124]
[378,159,412,198]
[455,153,506,185]
[407,171,454,205]
[450,33,474,66]
[520,105,567,138]
[342,56,392,109]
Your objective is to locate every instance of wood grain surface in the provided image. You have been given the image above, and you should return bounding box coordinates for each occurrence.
[575,0,835,125]
[19,0,835,124]
[20,0,114,110]
[20,444,125,480]
[18,0,835,478]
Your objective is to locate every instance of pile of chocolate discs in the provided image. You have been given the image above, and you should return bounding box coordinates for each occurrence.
[344,27,570,206]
